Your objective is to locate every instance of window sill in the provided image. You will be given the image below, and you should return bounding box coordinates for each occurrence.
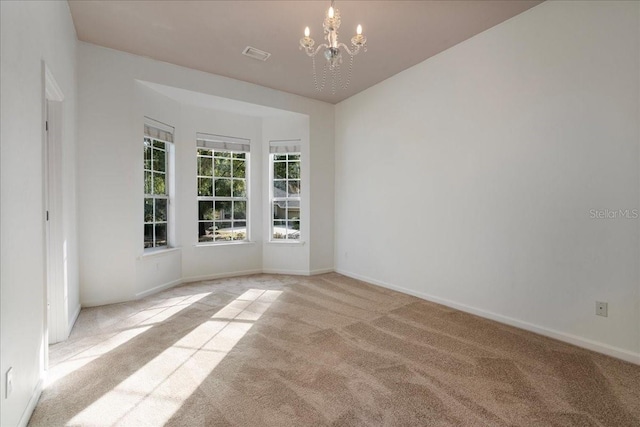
[265,240,306,247]
[140,247,182,259]
[194,241,256,248]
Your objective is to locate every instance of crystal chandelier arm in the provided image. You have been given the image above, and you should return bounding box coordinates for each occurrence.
[303,43,329,57]
[337,42,361,57]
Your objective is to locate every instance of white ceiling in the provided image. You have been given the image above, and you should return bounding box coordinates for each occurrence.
[68,1,542,104]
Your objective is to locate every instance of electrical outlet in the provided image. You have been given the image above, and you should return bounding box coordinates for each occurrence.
[596,301,608,317]
[5,367,13,398]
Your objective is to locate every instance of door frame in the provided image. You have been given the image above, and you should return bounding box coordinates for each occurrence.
[43,63,66,353]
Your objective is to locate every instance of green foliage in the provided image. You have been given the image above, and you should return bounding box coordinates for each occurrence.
[234,201,246,220]
[215,201,232,220]
[232,179,246,197]
[155,199,167,221]
[214,179,231,197]
[152,149,166,172]
[144,145,152,170]
[144,198,153,222]
[153,173,166,195]
[199,201,214,220]
[287,161,300,179]
[214,158,231,177]
[198,156,212,176]
[198,177,213,196]
[144,171,152,194]
[274,161,286,179]
[233,159,246,178]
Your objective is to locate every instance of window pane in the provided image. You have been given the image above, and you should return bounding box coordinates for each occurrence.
[233,221,247,240]
[155,198,167,222]
[274,161,286,179]
[144,224,154,248]
[233,201,246,220]
[288,161,300,179]
[273,201,286,220]
[144,145,152,170]
[154,224,167,247]
[272,220,286,239]
[153,148,166,172]
[214,179,231,197]
[153,173,166,195]
[233,153,246,159]
[199,221,214,242]
[153,140,165,150]
[270,153,300,242]
[197,148,211,157]
[286,202,300,221]
[198,177,213,197]
[214,151,231,158]
[273,180,286,197]
[288,180,301,197]
[215,200,232,220]
[144,171,152,195]
[215,222,232,241]
[144,198,154,222]
[214,158,231,177]
[288,221,300,239]
[199,200,214,220]
[198,156,212,176]
[232,179,246,198]
[233,159,246,179]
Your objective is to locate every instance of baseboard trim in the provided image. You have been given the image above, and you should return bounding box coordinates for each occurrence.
[18,378,43,427]
[336,268,640,365]
[81,295,134,308]
[67,303,81,337]
[135,278,183,299]
[182,269,264,285]
[262,268,312,276]
[309,268,335,275]
[84,268,337,307]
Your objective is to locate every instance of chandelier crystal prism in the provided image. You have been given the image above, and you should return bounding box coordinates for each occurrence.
[299,0,367,93]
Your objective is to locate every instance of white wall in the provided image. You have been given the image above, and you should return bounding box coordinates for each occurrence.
[335,1,640,363]
[0,1,79,426]
[78,43,335,306]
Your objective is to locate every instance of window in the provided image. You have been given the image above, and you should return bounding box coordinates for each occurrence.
[144,123,173,250]
[197,133,250,243]
[270,140,301,241]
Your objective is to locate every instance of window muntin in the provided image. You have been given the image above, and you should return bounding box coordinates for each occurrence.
[271,153,301,240]
[197,148,248,243]
[144,136,170,249]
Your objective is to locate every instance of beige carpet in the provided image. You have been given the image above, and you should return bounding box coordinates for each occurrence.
[29,273,639,426]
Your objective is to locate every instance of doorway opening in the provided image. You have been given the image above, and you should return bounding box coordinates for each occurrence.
[43,64,66,365]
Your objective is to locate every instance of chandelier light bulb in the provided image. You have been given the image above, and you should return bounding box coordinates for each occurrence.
[328,6,334,19]
[357,24,362,35]
[304,26,310,37]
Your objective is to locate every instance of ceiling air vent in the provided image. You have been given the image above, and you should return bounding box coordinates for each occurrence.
[242,46,271,62]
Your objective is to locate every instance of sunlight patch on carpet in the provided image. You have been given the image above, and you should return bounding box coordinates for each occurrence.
[46,293,213,388]
[68,289,281,426]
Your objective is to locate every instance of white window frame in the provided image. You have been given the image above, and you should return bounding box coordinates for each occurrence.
[196,133,250,244]
[143,120,174,251]
[269,140,302,242]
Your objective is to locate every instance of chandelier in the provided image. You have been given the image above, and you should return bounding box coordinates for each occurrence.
[299,0,367,93]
